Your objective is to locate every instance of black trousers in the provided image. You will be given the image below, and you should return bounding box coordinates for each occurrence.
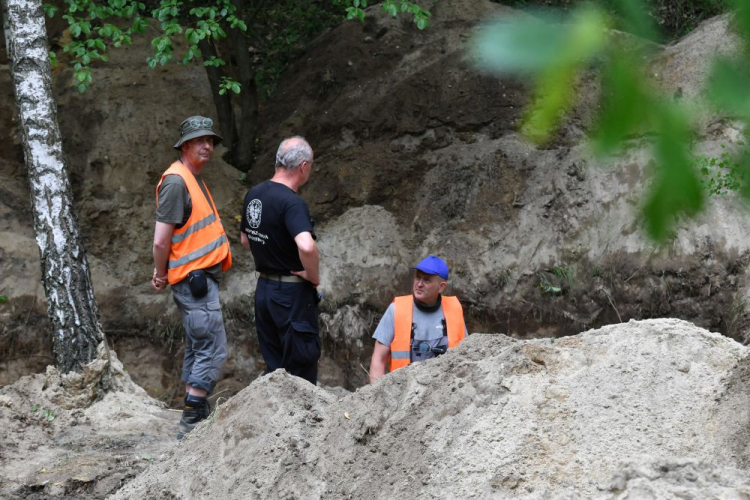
[255,277,321,385]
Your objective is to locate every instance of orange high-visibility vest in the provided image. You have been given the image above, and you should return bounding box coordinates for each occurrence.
[390,295,465,372]
[156,161,232,285]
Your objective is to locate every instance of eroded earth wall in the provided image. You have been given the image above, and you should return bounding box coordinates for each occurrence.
[2,2,750,401]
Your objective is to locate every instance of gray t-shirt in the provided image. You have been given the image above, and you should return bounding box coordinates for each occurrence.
[372,299,468,363]
[156,173,222,281]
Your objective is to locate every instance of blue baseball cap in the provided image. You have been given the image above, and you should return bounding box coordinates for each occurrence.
[411,255,449,280]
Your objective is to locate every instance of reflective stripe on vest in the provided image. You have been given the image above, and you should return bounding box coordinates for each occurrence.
[171,213,217,244]
[156,161,232,284]
[169,234,228,269]
[389,295,465,372]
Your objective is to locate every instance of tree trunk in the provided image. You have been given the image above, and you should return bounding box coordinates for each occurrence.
[4,0,105,373]
[230,0,259,172]
[198,37,238,158]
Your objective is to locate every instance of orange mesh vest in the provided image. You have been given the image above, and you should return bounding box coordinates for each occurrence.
[156,161,232,285]
[390,295,465,372]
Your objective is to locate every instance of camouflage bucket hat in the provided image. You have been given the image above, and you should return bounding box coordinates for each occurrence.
[173,116,223,150]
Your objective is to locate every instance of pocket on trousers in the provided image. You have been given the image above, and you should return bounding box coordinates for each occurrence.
[188,300,221,340]
[290,321,321,365]
[268,290,294,325]
[206,300,223,333]
[270,293,293,309]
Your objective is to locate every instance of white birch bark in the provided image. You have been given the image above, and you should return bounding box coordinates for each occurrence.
[4,0,105,373]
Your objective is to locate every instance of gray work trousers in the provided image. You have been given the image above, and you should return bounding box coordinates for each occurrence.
[172,276,228,393]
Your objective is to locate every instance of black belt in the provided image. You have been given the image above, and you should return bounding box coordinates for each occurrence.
[259,272,306,283]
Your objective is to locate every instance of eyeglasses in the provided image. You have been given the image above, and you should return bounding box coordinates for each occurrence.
[412,341,447,356]
[182,117,213,132]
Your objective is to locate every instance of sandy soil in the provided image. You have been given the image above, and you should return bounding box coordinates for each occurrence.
[112,318,750,499]
[0,346,178,499]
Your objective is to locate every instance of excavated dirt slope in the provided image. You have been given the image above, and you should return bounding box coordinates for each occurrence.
[3,1,750,404]
[110,318,750,499]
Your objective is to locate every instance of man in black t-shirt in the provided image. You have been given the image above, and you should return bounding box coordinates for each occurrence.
[240,136,321,384]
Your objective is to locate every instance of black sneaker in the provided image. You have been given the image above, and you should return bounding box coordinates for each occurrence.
[176,401,208,441]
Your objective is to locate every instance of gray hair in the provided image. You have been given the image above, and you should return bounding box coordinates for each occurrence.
[275,136,313,171]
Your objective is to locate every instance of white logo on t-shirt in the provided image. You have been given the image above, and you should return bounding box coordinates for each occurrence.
[247,199,262,229]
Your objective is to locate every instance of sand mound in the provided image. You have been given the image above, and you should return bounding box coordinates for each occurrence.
[113,318,750,499]
[0,344,178,499]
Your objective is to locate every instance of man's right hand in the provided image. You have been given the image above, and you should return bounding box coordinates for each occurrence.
[294,231,320,287]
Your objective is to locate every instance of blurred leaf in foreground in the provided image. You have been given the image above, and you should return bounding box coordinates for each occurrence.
[643,105,703,241]
[475,7,608,143]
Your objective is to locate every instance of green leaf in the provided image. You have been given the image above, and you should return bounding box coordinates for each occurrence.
[474,6,606,76]
[707,59,750,119]
[729,0,750,47]
[78,83,87,93]
[592,54,653,156]
[43,4,59,17]
[642,105,703,241]
[608,0,658,42]
[490,6,607,144]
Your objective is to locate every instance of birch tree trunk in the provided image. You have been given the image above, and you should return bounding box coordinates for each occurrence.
[4,0,106,373]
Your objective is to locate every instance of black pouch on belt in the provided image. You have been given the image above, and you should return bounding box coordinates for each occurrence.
[188,270,208,298]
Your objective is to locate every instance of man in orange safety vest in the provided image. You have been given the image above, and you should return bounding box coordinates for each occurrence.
[151,116,232,440]
[368,255,467,383]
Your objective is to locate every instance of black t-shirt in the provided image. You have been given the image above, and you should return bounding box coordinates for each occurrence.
[240,180,314,274]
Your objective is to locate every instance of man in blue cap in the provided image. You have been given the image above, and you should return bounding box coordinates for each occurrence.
[368,255,468,382]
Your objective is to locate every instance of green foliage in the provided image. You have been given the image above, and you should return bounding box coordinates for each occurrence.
[341,0,430,29]
[551,266,573,286]
[218,76,241,95]
[473,0,750,242]
[539,275,562,295]
[698,147,745,196]
[31,405,57,421]
[0,295,7,305]
[538,266,573,295]
[49,0,431,98]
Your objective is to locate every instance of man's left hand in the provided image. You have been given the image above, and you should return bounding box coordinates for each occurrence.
[291,270,319,287]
